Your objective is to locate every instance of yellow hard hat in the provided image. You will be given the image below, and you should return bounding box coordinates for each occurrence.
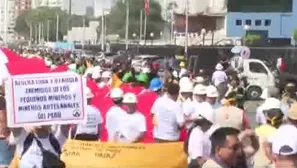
[179,61,185,67]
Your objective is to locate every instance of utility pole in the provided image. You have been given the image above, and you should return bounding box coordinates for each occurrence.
[29,23,32,46]
[82,17,86,50]
[101,11,104,51]
[47,20,50,42]
[4,0,8,45]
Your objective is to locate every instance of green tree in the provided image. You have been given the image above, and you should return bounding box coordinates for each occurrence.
[15,7,88,41]
[106,0,164,39]
[294,28,297,46]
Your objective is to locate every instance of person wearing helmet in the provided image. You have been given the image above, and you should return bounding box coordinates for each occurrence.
[206,85,221,109]
[212,63,228,101]
[185,103,215,168]
[115,93,146,143]
[193,84,207,104]
[75,87,103,141]
[254,98,284,168]
[149,78,163,93]
[105,88,126,142]
[98,71,112,88]
[179,61,188,79]
[282,82,297,107]
[178,79,194,129]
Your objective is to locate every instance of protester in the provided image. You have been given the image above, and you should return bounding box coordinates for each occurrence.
[206,85,221,109]
[98,71,112,88]
[185,103,214,168]
[115,93,146,143]
[148,78,163,94]
[105,88,126,141]
[151,83,184,142]
[254,98,284,168]
[212,63,228,101]
[75,87,103,141]
[203,127,242,168]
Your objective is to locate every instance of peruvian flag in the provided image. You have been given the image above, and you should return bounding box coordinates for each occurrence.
[144,0,150,15]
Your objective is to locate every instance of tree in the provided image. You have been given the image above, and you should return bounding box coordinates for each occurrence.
[294,28,297,46]
[15,7,89,41]
[106,0,164,39]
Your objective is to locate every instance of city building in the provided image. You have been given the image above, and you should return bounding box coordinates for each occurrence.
[67,21,99,44]
[0,0,16,43]
[226,0,295,44]
[15,0,32,17]
[32,0,65,9]
[168,0,227,45]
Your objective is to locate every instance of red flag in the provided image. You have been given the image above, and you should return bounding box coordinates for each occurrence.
[144,0,150,15]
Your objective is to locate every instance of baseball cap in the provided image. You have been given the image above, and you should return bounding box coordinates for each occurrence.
[288,103,297,120]
[123,93,138,103]
[206,85,219,98]
[271,125,297,155]
[193,84,207,95]
[110,88,124,98]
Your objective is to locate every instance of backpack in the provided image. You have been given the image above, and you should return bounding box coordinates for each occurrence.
[21,133,65,168]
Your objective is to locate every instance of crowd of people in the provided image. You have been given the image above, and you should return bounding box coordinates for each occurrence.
[0,48,297,168]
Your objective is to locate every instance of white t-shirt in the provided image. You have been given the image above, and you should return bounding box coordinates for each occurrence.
[212,70,227,86]
[76,105,103,135]
[116,112,146,143]
[105,106,126,141]
[15,127,67,168]
[151,96,184,141]
[187,127,211,163]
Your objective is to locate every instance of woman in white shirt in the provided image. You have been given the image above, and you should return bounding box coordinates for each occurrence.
[185,103,215,168]
[152,83,184,142]
[115,93,146,143]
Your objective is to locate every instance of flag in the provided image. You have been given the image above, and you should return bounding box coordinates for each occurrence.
[144,0,150,15]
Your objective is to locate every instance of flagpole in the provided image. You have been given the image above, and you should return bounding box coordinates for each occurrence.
[29,22,32,46]
[101,10,104,51]
[4,0,8,45]
[125,0,130,50]
[139,10,143,42]
[143,14,147,45]
[47,20,50,42]
[184,0,189,55]
[56,14,59,42]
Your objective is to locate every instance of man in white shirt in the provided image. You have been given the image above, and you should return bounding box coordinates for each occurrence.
[206,85,221,109]
[212,63,228,100]
[186,103,215,168]
[75,87,103,141]
[152,83,184,142]
[115,93,146,143]
[105,88,126,141]
[98,71,112,88]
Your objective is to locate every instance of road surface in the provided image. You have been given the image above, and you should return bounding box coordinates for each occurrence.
[244,100,263,128]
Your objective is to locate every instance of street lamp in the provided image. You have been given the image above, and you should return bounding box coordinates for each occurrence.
[116,34,120,44]
[201,28,206,46]
[132,33,137,44]
[150,32,154,45]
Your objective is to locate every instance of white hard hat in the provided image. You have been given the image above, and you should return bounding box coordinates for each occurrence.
[179,77,191,86]
[215,63,223,70]
[193,84,207,95]
[180,81,193,93]
[262,98,281,111]
[192,103,215,123]
[194,76,205,84]
[110,88,124,98]
[91,66,102,79]
[85,87,94,98]
[102,71,112,78]
[206,85,219,98]
[123,93,138,103]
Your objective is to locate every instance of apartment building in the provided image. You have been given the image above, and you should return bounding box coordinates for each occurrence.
[15,0,32,17]
[0,0,16,43]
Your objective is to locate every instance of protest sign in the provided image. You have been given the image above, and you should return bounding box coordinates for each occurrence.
[61,140,187,168]
[5,72,87,127]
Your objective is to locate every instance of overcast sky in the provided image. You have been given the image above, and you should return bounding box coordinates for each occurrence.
[71,0,113,15]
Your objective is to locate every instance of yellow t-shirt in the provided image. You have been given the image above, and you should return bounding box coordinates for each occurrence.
[254,124,277,167]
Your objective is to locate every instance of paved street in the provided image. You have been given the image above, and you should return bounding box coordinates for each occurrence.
[244,100,264,128]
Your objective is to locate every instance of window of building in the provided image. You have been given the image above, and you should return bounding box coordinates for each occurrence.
[265,19,271,26]
[255,20,262,26]
[249,62,268,74]
[245,19,252,26]
[236,19,242,26]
